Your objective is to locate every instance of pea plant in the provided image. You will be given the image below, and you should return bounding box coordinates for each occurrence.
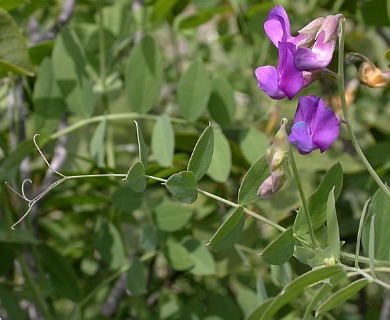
[1,1,390,319]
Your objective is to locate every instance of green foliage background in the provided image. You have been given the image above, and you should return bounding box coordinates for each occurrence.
[0,0,390,319]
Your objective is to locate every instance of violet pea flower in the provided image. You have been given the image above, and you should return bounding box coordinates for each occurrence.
[288,96,340,155]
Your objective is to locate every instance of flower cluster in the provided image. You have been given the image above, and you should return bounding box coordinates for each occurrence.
[255,6,344,196]
[255,5,342,100]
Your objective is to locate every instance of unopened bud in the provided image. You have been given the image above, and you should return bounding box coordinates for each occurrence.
[257,165,288,199]
[269,118,290,172]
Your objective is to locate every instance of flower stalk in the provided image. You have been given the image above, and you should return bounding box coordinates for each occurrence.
[337,19,390,200]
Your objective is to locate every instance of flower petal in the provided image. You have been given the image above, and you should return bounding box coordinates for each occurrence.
[255,66,286,100]
[294,32,335,71]
[310,98,340,152]
[264,5,291,47]
[293,95,321,124]
[288,121,316,154]
[277,42,304,99]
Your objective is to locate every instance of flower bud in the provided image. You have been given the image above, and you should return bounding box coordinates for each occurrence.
[257,166,288,198]
[269,118,290,172]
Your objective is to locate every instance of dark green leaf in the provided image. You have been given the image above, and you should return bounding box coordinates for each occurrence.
[207,75,236,127]
[187,124,214,181]
[111,186,143,213]
[283,265,344,293]
[0,285,26,319]
[361,0,389,26]
[94,218,126,269]
[327,188,340,262]
[237,155,269,206]
[151,0,179,22]
[151,114,174,167]
[178,60,210,121]
[52,28,95,117]
[33,58,66,135]
[154,199,193,232]
[261,228,294,265]
[0,8,34,76]
[316,278,370,315]
[294,162,343,235]
[125,161,146,193]
[165,171,198,204]
[125,35,163,113]
[0,140,34,181]
[207,207,245,251]
[38,244,81,301]
[127,257,146,296]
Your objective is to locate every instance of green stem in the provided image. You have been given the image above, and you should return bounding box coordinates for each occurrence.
[17,250,54,319]
[337,19,390,200]
[288,148,317,247]
[48,113,189,142]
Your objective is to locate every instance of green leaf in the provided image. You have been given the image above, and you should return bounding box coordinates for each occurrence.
[151,114,174,167]
[33,58,66,135]
[327,188,340,262]
[260,290,302,320]
[246,298,274,320]
[94,217,126,270]
[183,238,216,276]
[140,225,158,251]
[270,263,292,288]
[38,244,81,301]
[52,28,94,117]
[178,60,211,121]
[127,257,146,296]
[385,49,390,61]
[0,8,34,76]
[207,75,236,127]
[207,207,245,251]
[0,285,26,319]
[283,265,344,293]
[0,140,34,181]
[164,238,194,271]
[111,185,143,213]
[361,0,389,26]
[261,228,294,265]
[237,155,269,206]
[89,118,106,167]
[154,199,193,232]
[355,198,370,268]
[125,35,163,113]
[316,278,371,316]
[239,127,269,164]
[151,0,179,22]
[134,120,148,169]
[363,189,390,261]
[165,171,198,204]
[187,124,214,181]
[207,130,232,183]
[125,161,146,193]
[0,0,24,11]
[294,162,343,235]
[369,214,377,278]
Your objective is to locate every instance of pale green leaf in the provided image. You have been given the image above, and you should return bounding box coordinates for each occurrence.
[369,214,377,278]
[178,60,210,121]
[125,35,163,113]
[187,124,214,181]
[165,171,198,204]
[151,114,174,167]
[261,228,294,265]
[164,238,194,271]
[154,200,193,232]
[0,8,34,76]
[52,28,95,117]
[184,238,216,276]
[207,207,245,251]
[89,119,106,167]
[239,127,269,164]
[207,130,232,183]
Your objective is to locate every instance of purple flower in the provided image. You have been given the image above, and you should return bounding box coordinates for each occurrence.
[255,6,342,100]
[288,96,340,154]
